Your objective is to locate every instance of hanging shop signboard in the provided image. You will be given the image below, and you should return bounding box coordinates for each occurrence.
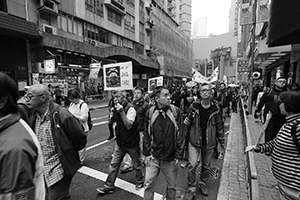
[89,62,102,79]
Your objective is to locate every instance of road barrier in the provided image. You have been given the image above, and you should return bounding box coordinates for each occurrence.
[239,98,260,200]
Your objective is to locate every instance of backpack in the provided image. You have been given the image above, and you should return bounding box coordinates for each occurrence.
[148,104,178,130]
[291,120,300,154]
[79,102,93,131]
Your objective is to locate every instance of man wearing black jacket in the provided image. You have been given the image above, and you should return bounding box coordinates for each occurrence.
[255,77,287,148]
[143,86,184,200]
[96,90,144,194]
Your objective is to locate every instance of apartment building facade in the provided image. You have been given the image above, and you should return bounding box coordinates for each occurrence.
[0,0,192,92]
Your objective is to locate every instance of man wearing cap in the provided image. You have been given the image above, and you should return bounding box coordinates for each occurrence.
[255,77,287,155]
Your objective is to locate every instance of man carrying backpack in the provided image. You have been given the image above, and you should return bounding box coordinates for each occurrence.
[255,77,287,156]
[143,86,185,200]
[26,84,86,200]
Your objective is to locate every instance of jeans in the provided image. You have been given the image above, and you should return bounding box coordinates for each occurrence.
[123,131,145,167]
[187,143,214,190]
[105,143,144,187]
[144,158,178,200]
[46,178,71,200]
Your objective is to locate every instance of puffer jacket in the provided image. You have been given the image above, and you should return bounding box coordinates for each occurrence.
[0,113,45,200]
[184,100,224,149]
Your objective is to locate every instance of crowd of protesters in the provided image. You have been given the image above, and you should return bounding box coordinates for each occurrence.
[4,69,300,200]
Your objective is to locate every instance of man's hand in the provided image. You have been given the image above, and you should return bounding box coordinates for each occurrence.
[115,103,124,113]
[254,110,260,119]
[145,155,154,167]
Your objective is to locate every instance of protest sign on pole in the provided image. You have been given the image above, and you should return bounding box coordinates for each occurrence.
[89,62,101,79]
[148,76,164,93]
[103,61,133,91]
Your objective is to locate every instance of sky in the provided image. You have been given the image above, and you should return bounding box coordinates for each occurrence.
[191,0,232,36]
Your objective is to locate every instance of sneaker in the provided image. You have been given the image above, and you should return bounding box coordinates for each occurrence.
[120,166,133,174]
[198,184,209,196]
[135,182,143,191]
[96,186,115,194]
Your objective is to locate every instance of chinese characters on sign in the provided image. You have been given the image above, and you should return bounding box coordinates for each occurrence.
[43,59,56,74]
[103,61,133,91]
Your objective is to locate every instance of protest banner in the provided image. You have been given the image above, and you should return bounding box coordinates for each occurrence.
[103,61,133,91]
[148,76,164,92]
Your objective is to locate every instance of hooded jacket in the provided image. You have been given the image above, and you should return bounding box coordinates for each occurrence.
[184,100,224,149]
[0,113,45,200]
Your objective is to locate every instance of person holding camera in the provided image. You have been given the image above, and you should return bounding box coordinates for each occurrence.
[96,90,144,195]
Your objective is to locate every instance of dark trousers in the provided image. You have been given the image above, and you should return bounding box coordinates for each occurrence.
[265,116,286,143]
[46,178,71,200]
[105,143,144,187]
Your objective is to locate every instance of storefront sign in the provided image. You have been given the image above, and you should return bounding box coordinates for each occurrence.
[257,0,270,23]
[32,73,39,85]
[103,61,133,91]
[43,59,56,74]
[237,59,249,72]
[89,62,102,79]
[240,0,253,25]
[148,76,164,92]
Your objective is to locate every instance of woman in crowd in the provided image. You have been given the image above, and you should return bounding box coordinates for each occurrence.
[68,89,90,164]
[253,91,300,199]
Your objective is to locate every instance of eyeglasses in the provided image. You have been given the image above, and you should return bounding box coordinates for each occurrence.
[200,89,211,93]
[277,80,286,83]
[24,93,43,101]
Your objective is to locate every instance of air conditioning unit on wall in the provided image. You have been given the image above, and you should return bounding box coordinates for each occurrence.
[42,24,57,35]
[145,44,152,52]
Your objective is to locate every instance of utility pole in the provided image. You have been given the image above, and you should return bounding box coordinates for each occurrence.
[248,0,257,114]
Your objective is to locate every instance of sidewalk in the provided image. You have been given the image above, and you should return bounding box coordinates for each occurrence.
[217,112,249,200]
[247,115,279,200]
[87,98,109,110]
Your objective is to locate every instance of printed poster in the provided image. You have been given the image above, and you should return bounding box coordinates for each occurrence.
[148,76,164,92]
[103,61,133,91]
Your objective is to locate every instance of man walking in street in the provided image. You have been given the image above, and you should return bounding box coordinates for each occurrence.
[184,83,224,197]
[26,84,86,200]
[143,86,185,200]
[0,73,45,200]
[96,90,144,194]
[255,77,287,155]
[120,87,150,173]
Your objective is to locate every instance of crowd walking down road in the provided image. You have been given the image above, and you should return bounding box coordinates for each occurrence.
[5,70,300,200]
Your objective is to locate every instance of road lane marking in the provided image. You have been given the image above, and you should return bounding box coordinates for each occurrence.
[78,166,163,199]
[86,140,109,151]
[92,116,107,121]
[93,121,108,126]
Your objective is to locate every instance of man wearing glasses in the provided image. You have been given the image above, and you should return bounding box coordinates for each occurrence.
[25,84,86,200]
[255,77,287,155]
[184,83,224,197]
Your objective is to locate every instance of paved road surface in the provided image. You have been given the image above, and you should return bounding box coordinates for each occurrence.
[70,108,230,200]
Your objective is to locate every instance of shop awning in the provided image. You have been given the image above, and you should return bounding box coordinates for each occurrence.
[268,0,300,47]
[0,12,39,39]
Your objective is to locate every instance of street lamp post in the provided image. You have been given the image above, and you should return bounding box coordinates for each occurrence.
[248,0,257,114]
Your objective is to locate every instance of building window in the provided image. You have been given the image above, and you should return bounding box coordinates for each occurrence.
[0,0,7,12]
[58,13,83,36]
[126,0,135,8]
[40,12,51,25]
[85,0,103,17]
[107,8,122,26]
[125,13,135,31]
